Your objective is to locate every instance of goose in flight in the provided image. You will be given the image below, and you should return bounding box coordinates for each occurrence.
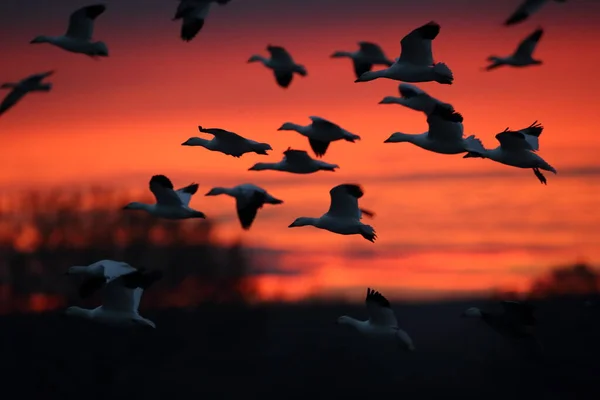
[64,260,163,299]
[384,104,485,155]
[182,126,272,157]
[504,0,567,26]
[247,45,307,88]
[205,184,283,230]
[354,21,453,85]
[485,28,544,71]
[30,4,109,58]
[463,121,557,184]
[64,263,162,328]
[378,83,453,116]
[337,288,415,351]
[462,300,543,355]
[288,184,376,242]
[248,148,340,174]
[173,0,231,41]
[277,116,360,158]
[330,41,394,79]
[122,175,207,218]
[0,71,54,117]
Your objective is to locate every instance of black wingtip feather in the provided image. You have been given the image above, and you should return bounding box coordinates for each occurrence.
[308,138,330,158]
[122,269,163,290]
[432,104,463,123]
[182,183,199,194]
[150,175,174,189]
[78,276,107,299]
[415,21,440,40]
[399,84,419,98]
[84,4,106,19]
[341,184,364,199]
[366,288,391,308]
[181,19,204,41]
[504,12,528,26]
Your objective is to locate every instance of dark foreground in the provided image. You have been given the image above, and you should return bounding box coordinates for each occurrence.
[1,298,599,400]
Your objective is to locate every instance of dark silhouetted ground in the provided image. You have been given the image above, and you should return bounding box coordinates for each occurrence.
[1,298,599,400]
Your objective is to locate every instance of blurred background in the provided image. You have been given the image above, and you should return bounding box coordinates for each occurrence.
[0,0,599,398]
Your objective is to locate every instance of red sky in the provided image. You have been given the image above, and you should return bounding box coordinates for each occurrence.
[1,0,599,302]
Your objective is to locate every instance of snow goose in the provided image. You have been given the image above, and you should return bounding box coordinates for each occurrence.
[205,184,283,230]
[504,0,567,26]
[247,45,307,88]
[288,184,376,242]
[378,83,454,115]
[337,288,415,351]
[277,116,360,158]
[462,300,543,354]
[122,175,207,218]
[173,0,231,41]
[65,260,162,299]
[463,121,557,184]
[63,265,162,329]
[354,21,453,85]
[384,104,485,155]
[0,71,54,116]
[249,147,339,174]
[330,41,394,79]
[30,4,109,58]
[182,125,272,157]
[485,28,544,71]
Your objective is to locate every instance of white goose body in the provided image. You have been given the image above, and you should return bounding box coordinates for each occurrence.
[355,21,453,85]
[486,29,544,70]
[379,83,453,115]
[182,126,272,157]
[384,104,485,155]
[277,116,360,158]
[330,41,394,79]
[249,148,339,174]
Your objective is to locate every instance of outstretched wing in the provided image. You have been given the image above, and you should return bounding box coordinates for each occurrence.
[149,175,184,206]
[326,184,363,219]
[515,121,543,151]
[495,128,536,151]
[426,104,464,141]
[353,60,373,79]
[65,4,106,41]
[267,45,294,64]
[309,116,342,133]
[366,288,398,327]
[358,41,387,58]
[23,71,55,84]
[398,21,440,66]
[504,0,547,26]
[198,126,246,142]
[176,183,199,206]
[274,70,293,88]
[501,300,536,326]
[283,148,313,164]
[235,190,267,230]
[514,28,544,59]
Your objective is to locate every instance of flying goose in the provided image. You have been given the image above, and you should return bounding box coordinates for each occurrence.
[485,28,544,71]
[182,126,272,157]
[337,288,415,351]
[330,41,394,79]
[173,0,231,41]
[277,116,360,158]
[30,4,109,58]
[378,83,454,115]
[63,264,162,328]
[384,104,485,155]
[247,45,307,88]
[463,121,557,184]
[248,148,340,174]
[504,0,567,26]
[288,184,376,242]
[205,184,283,230]
[354,21,453,85]
[122,175,206,218]
[0,71,54,116]
[65,260,163,299]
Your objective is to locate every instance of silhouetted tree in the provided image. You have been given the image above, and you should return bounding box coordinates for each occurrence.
[528,262,599,299]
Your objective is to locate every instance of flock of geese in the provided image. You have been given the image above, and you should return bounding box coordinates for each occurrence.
[3,0,565,352]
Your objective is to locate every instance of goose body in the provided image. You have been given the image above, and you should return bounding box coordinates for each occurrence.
[123,175,206,219]
[504,0,567,26]
[182,126,272,157]
[288,184,376,242]
[486,29,544,70]
[354,21,453,85]
[337,288,415,351]
[173,0,231,41]
[277,116,360,158]
[0,71,54,116]
[330,41,394,79]
[30,4,109,57]
[384,104,485,155]
[247,45,307,88]
[379,83,453,115]
[249,148,339,174]
[205,184,283,230]
[463,121,557,184]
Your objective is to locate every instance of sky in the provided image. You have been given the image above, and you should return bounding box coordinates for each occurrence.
[1,0,599,302]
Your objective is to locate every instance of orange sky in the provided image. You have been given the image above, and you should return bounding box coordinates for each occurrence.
[1,0,599,302]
